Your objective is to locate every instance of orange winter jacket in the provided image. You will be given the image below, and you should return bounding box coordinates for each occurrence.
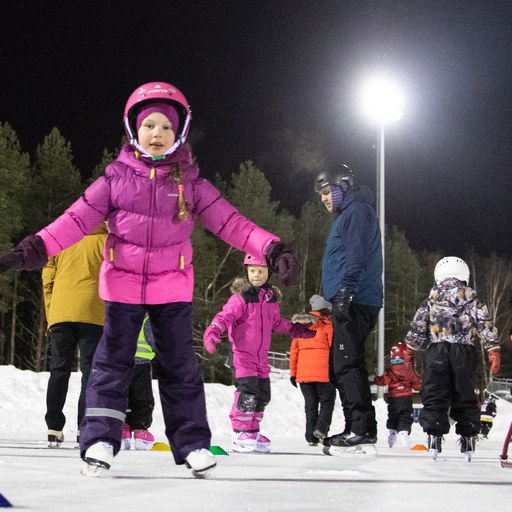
[289,311,332,383]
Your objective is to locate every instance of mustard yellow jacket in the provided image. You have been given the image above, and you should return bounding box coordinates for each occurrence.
[42,224,107,328]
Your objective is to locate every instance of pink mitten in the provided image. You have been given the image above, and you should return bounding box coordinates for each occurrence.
[203,324,222,354]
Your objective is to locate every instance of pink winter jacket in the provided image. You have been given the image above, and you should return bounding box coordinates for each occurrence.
[37,144,279,304]
[210,278,299,379]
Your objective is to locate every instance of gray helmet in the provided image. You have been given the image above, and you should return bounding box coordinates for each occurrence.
[314,164,354,193]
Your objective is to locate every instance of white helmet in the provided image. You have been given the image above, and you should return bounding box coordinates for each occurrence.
[434,257,470,285]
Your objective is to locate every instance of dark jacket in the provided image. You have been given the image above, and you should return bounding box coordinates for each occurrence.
[321,186,383,306]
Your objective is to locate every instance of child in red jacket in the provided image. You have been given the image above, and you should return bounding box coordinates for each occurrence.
[373,343,422,448]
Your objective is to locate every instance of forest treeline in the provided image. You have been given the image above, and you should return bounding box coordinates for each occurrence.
[1,122,511,393]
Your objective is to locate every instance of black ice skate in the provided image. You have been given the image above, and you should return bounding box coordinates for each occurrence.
[427,434,443,460]
[323,432,378,456]
[458,435,477,462]
[47,429,64,448]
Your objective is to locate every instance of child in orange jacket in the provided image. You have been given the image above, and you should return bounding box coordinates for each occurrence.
[373,343,422,448]
[289,295,337,445]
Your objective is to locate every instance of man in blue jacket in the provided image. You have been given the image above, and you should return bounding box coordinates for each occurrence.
[315,164,383,449]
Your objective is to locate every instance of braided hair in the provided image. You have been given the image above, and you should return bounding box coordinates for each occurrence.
[172,163,189,220]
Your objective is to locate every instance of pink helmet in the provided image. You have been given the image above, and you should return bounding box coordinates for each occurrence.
[123,82,192,156]
[243,253,267,266]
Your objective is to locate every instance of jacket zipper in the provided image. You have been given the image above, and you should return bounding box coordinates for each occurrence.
[141,168,156,303]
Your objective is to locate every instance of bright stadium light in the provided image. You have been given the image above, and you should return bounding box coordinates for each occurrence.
[361,75,404,395]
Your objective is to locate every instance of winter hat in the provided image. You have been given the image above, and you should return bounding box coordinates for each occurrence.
[330,185,344,211]
[136,102,180,134]
[309,294,331,311]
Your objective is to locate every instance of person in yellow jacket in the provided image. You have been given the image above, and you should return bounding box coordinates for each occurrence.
[289,295,337,446]
[42,224,107,446]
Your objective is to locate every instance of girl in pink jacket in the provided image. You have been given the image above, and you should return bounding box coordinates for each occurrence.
[203,254,313,453]
[0,82,299,478]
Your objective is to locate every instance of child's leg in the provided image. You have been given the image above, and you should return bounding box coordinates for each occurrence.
[448,344,480,436]
[149,303,211,464]
[315,382,336,437]
[300,383,319,442]
[229,376,259,432]
[419,342,452,435]
[252,377,271,431]
[79,302,144,457]
[127,363,155,430]
[395,396,414,433]
[386,398,400,431]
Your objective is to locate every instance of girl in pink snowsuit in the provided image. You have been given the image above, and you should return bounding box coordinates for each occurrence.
[0,82,300,478]
[203,254,313,453]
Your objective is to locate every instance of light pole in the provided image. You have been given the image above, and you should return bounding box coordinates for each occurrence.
[361,77,403,393]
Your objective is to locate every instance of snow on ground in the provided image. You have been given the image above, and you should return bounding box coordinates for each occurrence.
[1,365,511,511]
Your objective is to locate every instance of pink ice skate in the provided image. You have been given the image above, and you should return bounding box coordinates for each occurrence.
[133,429,155,451]
[255,433,271,453]
[232,431,258,453]
[121,424,132,450]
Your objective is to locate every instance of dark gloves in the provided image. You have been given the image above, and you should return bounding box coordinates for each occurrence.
[290,376,297,388]
[333,288,353,323]
[265,242,299,287]
[289,322,315,339]
[0,235,48,273]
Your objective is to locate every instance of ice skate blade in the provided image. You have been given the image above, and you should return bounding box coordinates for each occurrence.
[232,445,256,453]
[192,465,216,479]
[323,444,378,456]
[48,441,62,448]
[464,451,473,462]
[429,449,439,460]
[81,461,109,477]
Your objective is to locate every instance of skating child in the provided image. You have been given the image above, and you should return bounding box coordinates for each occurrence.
[405,257,501,460]
[480,395,497,439]
[289,295,336,446]
[203,253,314,453]
[0,81,300,478]
[121,316,156,451]
[373,343,422,448]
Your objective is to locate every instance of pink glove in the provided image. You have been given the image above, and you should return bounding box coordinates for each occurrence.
[289,322,315,339]
[203,324,222,354]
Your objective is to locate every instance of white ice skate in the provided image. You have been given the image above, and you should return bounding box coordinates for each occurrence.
[81,441,114,477]
[185,448,217,479]
[398,430,411,448]
[387,429,397,448]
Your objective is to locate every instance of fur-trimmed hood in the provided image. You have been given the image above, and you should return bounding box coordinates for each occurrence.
[230,277,282,303]
[292,313,317,324]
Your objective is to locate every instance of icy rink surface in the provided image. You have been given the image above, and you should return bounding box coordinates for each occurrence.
[1,365,511,511]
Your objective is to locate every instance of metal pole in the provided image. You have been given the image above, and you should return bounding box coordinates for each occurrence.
[377,121,385,396]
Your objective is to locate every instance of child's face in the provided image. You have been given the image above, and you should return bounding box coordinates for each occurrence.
[137,112,176,157]
[318,186,333,212]
[247,265,269,287]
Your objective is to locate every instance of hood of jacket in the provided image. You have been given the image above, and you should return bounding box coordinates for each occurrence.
[335,185,375,215]
[429,278,476,308]
[230,277,282,302]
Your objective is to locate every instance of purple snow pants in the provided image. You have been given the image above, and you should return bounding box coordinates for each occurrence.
[79,301,211,465]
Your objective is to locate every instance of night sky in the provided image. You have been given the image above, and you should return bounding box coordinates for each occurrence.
[1,1,511,256]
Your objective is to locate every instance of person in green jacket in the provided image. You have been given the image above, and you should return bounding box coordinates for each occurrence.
[120,315,156,450]
[42,224,107,446]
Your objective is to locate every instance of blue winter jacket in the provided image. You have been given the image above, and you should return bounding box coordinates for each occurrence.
[322,186,383,307]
